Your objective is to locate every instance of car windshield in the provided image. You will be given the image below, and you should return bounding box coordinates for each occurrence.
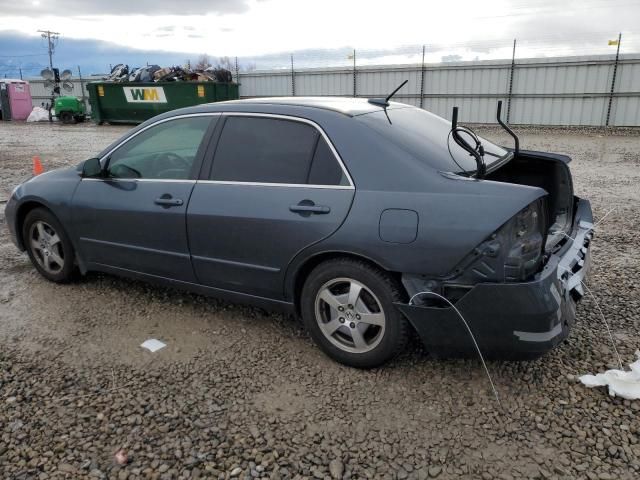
[356,107,509,174]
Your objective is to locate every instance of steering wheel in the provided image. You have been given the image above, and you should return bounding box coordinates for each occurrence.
[156,152,190,169]
[154,152,191,179]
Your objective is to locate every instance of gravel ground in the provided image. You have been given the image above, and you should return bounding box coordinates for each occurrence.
[0,121,639,480]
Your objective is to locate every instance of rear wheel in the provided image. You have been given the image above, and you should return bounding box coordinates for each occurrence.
[300,258,409,368]
[22,208,76,283]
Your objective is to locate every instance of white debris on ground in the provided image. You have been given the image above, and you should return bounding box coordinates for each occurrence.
[26,107,50,122]
[140,338,167,353]
[580,351,640,400]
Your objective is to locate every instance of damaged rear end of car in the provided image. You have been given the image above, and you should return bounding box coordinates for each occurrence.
[390,102,594,359]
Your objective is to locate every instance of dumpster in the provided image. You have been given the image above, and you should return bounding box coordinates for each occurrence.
[87,81,239,124]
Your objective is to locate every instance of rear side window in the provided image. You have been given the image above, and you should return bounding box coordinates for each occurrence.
[308,137,349,186]
[210,116,349,186]
[211,116,318,184]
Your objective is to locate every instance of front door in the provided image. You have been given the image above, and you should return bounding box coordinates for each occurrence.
[187,114,355,299]
[72,114,216,282]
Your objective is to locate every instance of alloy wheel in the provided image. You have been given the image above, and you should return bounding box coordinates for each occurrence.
[314,277,386,354]
[28,220,65,275]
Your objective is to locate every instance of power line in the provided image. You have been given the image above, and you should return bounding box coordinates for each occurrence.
[0,53,47,58]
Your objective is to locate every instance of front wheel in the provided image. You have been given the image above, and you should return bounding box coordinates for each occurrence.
[22,208,77,283]
[300,258,409,368]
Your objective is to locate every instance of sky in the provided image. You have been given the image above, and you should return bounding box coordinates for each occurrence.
[1,0,639,78]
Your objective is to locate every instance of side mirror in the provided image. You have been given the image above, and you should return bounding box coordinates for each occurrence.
[82,157,103,178]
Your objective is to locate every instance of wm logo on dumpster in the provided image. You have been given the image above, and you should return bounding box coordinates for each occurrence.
[123,86,167,103]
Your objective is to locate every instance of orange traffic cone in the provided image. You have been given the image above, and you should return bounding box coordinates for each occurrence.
[33,155,44,176]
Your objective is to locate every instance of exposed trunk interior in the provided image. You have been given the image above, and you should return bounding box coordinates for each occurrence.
[486,150,574,253]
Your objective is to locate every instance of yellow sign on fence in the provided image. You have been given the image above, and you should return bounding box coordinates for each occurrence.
[197,85,205,98]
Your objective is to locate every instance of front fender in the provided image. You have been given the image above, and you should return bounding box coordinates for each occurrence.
[4,167,81,250]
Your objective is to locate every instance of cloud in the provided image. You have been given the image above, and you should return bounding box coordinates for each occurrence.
[0,0,252,16]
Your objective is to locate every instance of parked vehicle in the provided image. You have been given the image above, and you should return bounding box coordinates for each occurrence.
[54,96,86,124]
[4,96,593,368]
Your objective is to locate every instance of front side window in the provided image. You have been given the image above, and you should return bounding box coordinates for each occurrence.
[210,116,348,186]
[107,116,212,180]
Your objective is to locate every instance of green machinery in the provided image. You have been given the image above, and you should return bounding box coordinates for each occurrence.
[54,96,86,124]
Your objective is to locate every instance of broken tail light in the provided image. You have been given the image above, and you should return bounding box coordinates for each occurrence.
[503,198,547,281]
[444,198,548,286]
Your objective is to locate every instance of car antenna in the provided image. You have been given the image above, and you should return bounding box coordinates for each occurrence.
[496,100,519,157]
[368,79,408,107]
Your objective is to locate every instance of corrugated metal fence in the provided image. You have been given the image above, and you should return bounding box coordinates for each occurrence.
[238,54,640,126]
[28,78,92,113]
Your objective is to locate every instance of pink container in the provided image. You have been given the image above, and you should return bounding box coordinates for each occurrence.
[5,81,33,121]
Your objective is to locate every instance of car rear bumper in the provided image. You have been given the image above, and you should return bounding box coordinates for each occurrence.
[395,197,593,359]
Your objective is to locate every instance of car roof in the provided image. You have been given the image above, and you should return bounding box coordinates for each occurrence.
[205,97,409,117]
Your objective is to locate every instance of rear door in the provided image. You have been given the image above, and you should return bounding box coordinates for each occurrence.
[187,113,355,300]
[72,114,217,281]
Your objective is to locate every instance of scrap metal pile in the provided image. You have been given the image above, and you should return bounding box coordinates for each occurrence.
[105,64,234,83]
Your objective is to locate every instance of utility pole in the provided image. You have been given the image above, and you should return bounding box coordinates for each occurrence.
[38,30,59,122]
[38,29,59,71]
[78,65,87,112]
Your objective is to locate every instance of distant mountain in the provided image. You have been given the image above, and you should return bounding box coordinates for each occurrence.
[0,31,197,79]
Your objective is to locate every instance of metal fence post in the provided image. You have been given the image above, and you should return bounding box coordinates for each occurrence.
[19,67,22,80]
[605,33,622,127]
[77,65,87,112]
[419,45,426,109]
[291,54,295,96]
[234,56,240,97]
[352,49,357,97]
[506,39,516,123]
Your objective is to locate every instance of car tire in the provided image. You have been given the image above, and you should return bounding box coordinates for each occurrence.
[59,111,75,124]
[22,208,77,283]
[300,258,409,368]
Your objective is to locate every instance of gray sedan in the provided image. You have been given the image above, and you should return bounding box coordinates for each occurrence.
[5,97,593,368]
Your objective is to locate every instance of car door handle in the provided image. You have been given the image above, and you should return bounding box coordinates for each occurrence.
[289,202,331,215]
[154,196,183,207]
